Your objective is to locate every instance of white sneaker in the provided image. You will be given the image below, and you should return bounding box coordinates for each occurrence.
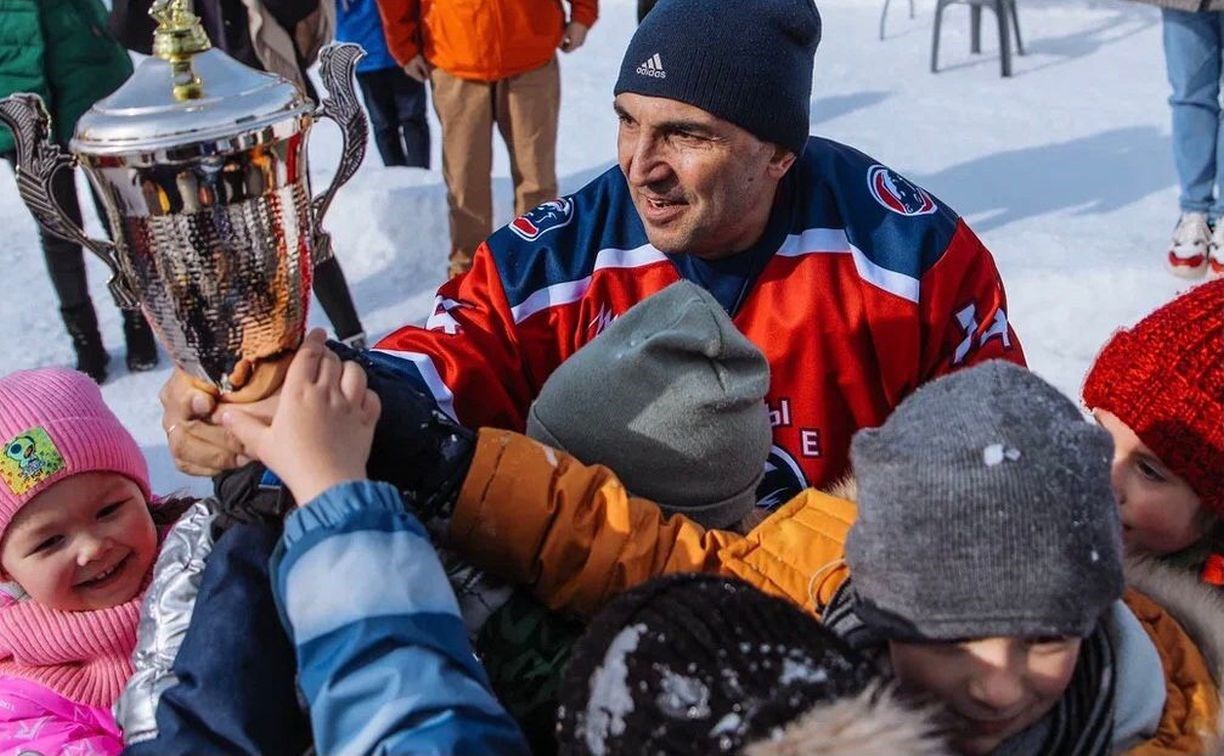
[1210,221,1224,280]
[1169,212,1210,278]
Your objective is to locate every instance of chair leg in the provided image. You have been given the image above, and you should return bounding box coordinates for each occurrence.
[931,0,947,72]
[880,0,892,40]
[996,0,1012,76]
[908,0,915,19]
[1010,0,1024,55]
[970,4,983,54]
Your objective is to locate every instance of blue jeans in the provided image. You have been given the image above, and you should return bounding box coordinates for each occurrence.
[357,66,431,169]
[1163,8,1224,216]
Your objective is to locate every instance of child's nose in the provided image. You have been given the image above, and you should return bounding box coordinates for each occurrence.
[76,535,113,566]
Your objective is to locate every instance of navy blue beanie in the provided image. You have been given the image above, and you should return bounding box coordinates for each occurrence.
[614,0,822,155]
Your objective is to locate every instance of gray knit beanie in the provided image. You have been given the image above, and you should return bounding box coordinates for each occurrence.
[845,361,1124,642]
[526,281,771,529]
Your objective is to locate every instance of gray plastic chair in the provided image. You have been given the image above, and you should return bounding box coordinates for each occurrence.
[931,0,1024,77]
[879,0,916,40]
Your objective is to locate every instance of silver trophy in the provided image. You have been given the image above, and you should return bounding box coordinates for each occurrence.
[0,0,367,394]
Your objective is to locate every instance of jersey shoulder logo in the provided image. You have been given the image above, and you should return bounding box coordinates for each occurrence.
[867,165,936,216]
[510,198,575,242]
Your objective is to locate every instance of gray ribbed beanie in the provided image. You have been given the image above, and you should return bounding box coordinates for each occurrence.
[845,361,1124,642]
[526,281,771,529]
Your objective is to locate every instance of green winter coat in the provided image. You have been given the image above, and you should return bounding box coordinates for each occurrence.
[0,0,133,154]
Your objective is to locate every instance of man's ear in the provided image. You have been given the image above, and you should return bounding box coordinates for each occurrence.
[766,145,798,179]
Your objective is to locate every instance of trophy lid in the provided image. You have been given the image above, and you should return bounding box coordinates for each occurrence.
[72,0,310,155]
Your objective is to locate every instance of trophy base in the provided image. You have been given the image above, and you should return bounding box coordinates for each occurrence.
[190,352,294,403]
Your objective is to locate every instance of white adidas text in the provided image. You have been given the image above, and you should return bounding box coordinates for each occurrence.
[636,53,666,78]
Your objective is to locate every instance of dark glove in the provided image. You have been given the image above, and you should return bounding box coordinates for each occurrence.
[211,462,297,534]
[328,341,476,523]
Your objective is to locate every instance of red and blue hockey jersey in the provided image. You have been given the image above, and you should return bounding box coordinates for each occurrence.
[374,136,1025,508]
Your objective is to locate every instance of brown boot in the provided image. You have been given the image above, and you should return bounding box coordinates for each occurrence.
[448,247,474,279]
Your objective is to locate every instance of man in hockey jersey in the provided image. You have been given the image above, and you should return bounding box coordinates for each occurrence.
[160,0,1025,509]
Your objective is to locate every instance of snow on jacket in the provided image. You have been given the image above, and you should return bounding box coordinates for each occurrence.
[371,137,1025,507]
[374,0,597,81]
[335,0,397,73]
[271,480,528,755]
[443,429,1224,754]
[0,0,132,154]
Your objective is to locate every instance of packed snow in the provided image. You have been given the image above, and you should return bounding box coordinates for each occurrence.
[0,0,1192,497]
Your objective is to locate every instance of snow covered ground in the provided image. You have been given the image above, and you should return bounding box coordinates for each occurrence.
[0,0,1195,496]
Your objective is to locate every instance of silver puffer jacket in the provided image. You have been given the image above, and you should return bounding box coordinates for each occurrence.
[113,500,216,744]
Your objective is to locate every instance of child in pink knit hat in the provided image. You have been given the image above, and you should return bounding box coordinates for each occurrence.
[0,367,189,755]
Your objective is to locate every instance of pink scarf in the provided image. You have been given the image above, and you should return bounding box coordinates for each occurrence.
[0,593,140,708]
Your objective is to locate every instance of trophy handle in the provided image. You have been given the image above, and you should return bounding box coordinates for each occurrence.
[0,94,138,308]
[310,43,368,266]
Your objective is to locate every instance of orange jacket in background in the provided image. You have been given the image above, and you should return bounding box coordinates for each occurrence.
[374,0,597,82]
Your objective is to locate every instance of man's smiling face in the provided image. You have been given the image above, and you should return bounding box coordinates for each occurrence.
[615,93,795,259]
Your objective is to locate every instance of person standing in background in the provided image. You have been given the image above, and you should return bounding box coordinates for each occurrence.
[376,0,597,278]
[336,0,430,169]
[0,0,160,383]
[1130,0,1224,279]
[111,0,370,349]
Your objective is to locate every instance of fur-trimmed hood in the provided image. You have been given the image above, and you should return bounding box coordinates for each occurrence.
[1124,556,1224,750]
[745,684,949,755]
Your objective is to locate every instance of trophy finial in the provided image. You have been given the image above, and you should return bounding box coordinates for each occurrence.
[151,0,211,100]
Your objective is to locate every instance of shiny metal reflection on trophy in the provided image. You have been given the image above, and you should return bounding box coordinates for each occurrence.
[0,0,368,396]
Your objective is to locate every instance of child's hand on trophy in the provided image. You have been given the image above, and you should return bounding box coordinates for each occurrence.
[220,329,381,505]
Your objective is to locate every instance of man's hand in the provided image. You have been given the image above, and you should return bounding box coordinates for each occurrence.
[160,370,242,477]
[559,21,588,53]
[221,330,381,505]
[403,54,430,82]
[161,363,284,478]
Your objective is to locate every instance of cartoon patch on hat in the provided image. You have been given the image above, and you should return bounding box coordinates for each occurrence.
[0,427,65,496]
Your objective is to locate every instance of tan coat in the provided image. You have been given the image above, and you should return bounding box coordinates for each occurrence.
[239,0,334,95]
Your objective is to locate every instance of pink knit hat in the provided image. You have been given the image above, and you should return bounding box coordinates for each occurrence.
[0,368,149,538]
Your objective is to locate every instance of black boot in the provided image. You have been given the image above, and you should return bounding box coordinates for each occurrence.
[61,304,109,384]
[122,309,159,372]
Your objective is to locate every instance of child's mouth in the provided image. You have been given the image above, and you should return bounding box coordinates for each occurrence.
[77,554,130,589]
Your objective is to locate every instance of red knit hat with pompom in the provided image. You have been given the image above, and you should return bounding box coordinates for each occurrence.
[1083,280,1223,516]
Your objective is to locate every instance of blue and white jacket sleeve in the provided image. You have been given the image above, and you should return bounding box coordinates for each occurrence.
[270,480,529,755]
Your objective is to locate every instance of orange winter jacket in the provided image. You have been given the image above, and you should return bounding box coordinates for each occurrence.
[374,0,596,82]
[450,429,1224,753]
